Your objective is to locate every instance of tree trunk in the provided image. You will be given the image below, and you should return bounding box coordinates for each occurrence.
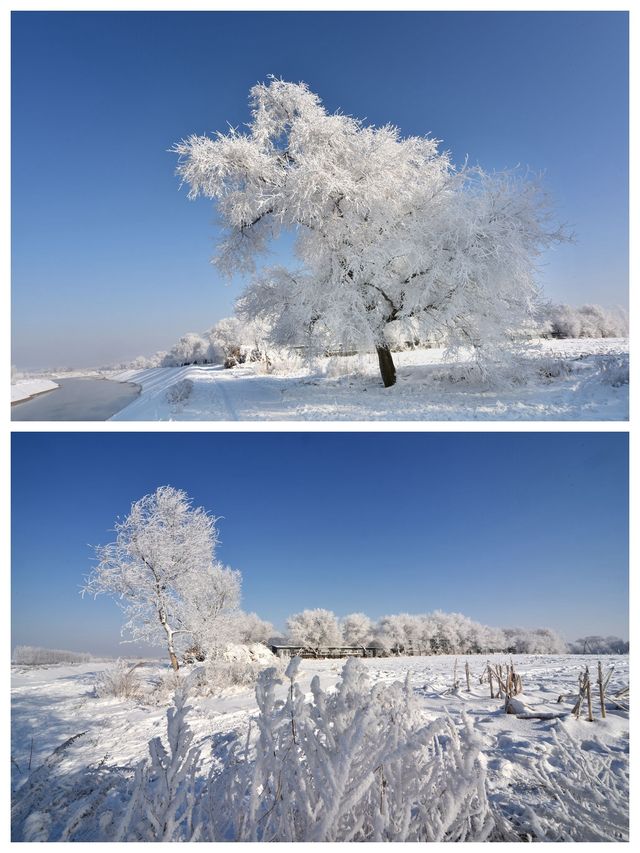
[376,345,397,387]
[158,609,180,671]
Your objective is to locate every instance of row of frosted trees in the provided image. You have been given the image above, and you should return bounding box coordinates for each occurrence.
[283,609,568,657]
[124,300,628,373]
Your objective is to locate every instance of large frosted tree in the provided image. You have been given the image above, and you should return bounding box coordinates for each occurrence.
[286,608,342,654]
[174,78,565,386]
[82,486,240,670]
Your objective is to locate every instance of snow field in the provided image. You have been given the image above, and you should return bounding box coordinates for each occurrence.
[11,653,628,841]
[110,337,628,421]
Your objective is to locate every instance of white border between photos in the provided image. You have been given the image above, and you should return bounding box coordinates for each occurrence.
[2,1,635,849]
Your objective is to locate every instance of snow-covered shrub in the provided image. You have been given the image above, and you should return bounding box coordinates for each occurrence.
[185,644,280,697]
[189,660,262,696]
[537,356,573,380]
[94,660,142,699]
[588,353,629,388]
[212,657,494,841]
[138,689,201,841]
[12,646,92,666]
[165,378,193,404]
[140,668,183,706]
[318,352,384,382]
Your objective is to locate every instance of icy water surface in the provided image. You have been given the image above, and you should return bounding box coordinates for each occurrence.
[11,377,140,421]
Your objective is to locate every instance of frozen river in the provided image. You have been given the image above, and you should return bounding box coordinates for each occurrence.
[11,377,140,421]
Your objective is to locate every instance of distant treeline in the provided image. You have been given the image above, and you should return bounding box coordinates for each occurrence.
[568,636,629,655]
[12,645,93,665]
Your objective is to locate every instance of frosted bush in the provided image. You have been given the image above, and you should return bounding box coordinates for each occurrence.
[211,657,494,841]
[188,653,282,697]
[199,660,261,695]
[140,668,183,706]
[94,660,142,700]
[165,378,194,404]
[321,353,377,380]
[536,356,573,380]
[594,354,629,388]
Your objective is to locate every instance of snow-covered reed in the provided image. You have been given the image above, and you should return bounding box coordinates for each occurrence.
[94,659,142,699]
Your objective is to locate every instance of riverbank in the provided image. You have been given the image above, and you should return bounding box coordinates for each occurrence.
[11,378,59,404]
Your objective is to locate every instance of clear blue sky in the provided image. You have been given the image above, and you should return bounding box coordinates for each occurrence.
[11,432,628,656]
[11,11,628,369]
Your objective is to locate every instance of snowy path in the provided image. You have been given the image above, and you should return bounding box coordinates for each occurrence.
[109,338,628,421]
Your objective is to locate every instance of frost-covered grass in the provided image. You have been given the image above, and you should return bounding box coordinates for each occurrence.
[110,337,628,421]
[11,653,628,841]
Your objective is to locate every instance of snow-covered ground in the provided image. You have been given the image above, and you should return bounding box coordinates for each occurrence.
[11,378,59,403]
[11,653,628,841]
[110,338,628,421]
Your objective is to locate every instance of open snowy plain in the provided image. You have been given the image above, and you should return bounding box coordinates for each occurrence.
[110,338,628,421]
[11,653,628,841]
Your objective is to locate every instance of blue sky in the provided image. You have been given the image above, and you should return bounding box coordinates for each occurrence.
[11,11,628,369]
[12,432,628,656]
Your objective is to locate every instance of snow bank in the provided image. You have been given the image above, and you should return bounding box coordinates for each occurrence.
[11,379,58,403]
[220,642,277,665]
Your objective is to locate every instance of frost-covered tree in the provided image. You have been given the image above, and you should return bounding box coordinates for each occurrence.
[162,333,212,367]
[571,635,629,655]
[341,612,374,648]
[236,611,275,645]
[205,317,249,367]
[286,608,342,654]
[82,486,235,671]
[181,564,242,660]
[540,303,629,339]
[375,614,410,654]
[175,78,565,387]
[502,626,566,655]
